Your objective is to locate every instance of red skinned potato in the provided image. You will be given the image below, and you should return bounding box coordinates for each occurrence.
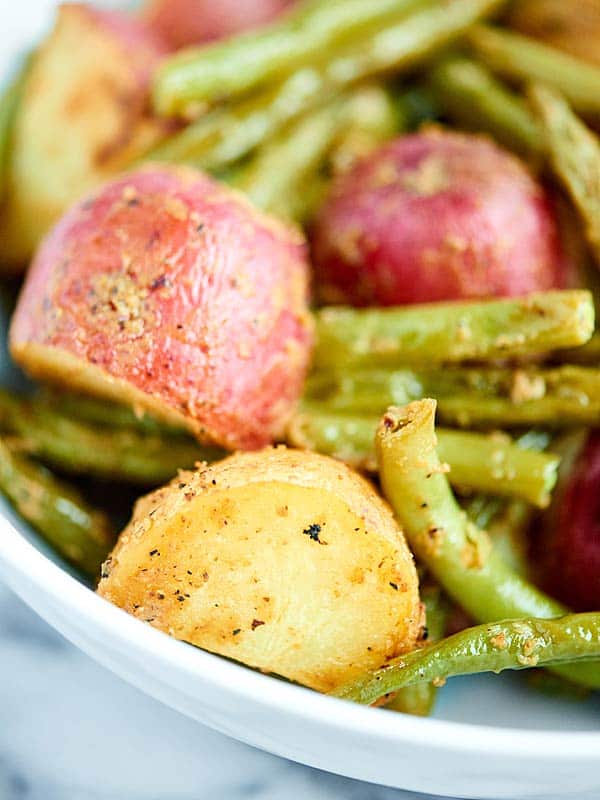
[534,431,600,611]
[10,165,313,451]
[311,129,566,306]
[143,0,294,49]
[0,3,168,268]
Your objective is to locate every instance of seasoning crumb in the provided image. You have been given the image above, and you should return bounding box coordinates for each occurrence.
[389,582,399,591]
[302,523,322,542]
[251,619,265,630]
[232,628,241,636]
[490,632,508,650]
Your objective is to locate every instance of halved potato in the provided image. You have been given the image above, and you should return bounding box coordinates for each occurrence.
[0,3,167,269]
[97,447,422,692]
[10,165,313,450]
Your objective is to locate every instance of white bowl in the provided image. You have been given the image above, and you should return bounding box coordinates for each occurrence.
[1,5,599,798]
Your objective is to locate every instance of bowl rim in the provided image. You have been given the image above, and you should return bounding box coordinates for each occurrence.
[1,514,599,760]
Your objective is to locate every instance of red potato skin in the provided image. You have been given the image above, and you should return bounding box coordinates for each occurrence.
[143,0,295,49]
[10,165,313,451]
[85,4,169,85]
[311,129,566,306]
[537,432,600,611]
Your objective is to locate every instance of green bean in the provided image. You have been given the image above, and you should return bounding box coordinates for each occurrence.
[462,494,505,530]
[529,83,600,265]
[468,25,600,114]
[484,500,533,577]
[39,390,188,436]
[153,0,506,118]
[234,98,346,217]
[429,57,541,156]
[146,68,332,169]
[305,363,600,428]
[374,400,600,689]
[331,612,600,705]
[0,55,30,203]
[153,0,426,115]
[313,291,594,369]
[0,390,220,485]
[0,438,114,576]
[386,585,450,715]
[329,83,399,174]
[149,0,502,166]
[288,407,559,507]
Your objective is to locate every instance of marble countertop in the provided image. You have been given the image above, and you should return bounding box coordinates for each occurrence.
[0,579,440,800]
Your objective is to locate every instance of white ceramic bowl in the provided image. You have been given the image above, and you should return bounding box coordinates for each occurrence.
[1,4,599,798]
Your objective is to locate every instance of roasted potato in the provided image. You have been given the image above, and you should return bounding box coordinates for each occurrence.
[10,165,313,450]
[311,129,566,306]
[534,431,600,611]
[144,0,295,49]
[97,447,422,691]
[0,3,167,269]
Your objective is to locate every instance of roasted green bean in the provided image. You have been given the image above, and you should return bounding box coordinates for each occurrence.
[146,68,331,169]
[234,98,346,217]
[0,438,114,576]
[468,24,600,114]
[374,400,600,689]
[529,83,600,265]
[332,612,600,705]
[0,390,221,484]
[288,407,559,507]
[313,291,594,369]
[304,363,600,428]
[429,57,541,156]
[39,390,187,436]
[153,0,427,115]
[329,83,399,174]
[154,0,506,118]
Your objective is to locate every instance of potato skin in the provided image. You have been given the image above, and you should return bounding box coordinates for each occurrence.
[311,129,566,306]
[144,0,294,49]
[10,165,313,450]
[535,432,600,611]
[0,4,167,268]
[97,447,422,692]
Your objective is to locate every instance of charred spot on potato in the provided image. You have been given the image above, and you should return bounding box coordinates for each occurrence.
[302,523,322,542]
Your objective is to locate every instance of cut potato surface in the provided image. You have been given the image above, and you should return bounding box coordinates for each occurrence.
[0,3,167,268]
[10,165,313,450]
[97,447,422,692]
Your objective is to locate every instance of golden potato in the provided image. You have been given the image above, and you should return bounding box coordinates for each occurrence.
[0,4,166,268]
[97,447,422,692]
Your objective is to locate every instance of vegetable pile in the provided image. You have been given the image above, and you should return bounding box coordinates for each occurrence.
[1,0,600,713]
